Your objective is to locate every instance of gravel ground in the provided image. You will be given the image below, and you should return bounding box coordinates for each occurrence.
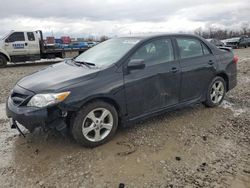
[0,62,52,103]
[0,49,249,188]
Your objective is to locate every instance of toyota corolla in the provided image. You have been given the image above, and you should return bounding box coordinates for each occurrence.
[6,34,237,147]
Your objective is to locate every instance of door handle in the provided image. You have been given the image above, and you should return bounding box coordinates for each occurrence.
[171,67,178,73]
[208,60,214,65]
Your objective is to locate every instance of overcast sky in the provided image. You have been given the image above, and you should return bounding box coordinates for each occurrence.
[0,0,249,38]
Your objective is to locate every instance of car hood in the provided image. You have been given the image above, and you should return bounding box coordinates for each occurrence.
[17,61,100,93]
[0,40,6,50]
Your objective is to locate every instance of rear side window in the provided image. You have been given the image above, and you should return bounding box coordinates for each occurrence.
[7,32,25,42]
[130,38,174,66]
[27,32,35,41]
[177,38,204,59]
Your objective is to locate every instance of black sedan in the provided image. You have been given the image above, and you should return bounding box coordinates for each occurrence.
[6,34,238,147]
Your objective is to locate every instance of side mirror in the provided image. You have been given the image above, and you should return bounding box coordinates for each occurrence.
[5,39,9,43]
[127,59,145,70]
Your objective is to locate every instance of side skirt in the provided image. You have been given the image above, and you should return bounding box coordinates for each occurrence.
[122,97,203,127]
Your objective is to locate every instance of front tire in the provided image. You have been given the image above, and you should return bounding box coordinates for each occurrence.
[71,100,118,147]
[0,54,7,68]
[204,76,226,107]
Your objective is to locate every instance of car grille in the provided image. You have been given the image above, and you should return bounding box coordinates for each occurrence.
[11,92,29,106]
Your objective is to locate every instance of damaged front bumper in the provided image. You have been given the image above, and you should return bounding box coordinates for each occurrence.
[6,96,67,132]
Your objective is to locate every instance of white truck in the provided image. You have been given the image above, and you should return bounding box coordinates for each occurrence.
[0,30,89,67]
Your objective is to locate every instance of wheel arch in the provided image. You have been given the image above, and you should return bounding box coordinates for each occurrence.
[216,72,229,91]
[69,96,121,147]
[0,49,11,62]
[84,97,121,116]
[66,96,122,129]
[67,95,122,117]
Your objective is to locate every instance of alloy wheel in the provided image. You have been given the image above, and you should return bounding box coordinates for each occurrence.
[82,108,113,142]
[210,80,225,104]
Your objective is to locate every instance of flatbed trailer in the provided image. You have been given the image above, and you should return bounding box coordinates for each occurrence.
[41,47,88,59]
[0,30,89,67]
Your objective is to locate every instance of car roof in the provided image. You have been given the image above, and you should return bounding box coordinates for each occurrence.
[117,33,222,55]
[119,33,201,40]
[118,33,215,48]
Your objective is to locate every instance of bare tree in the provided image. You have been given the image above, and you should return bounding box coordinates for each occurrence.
[194,27,202,36]
[86,36,94,42]
[241,23,249,35]
[194,24,250,39]
[100,35,109,42]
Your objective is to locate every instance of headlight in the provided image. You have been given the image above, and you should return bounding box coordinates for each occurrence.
[27,91,70,108]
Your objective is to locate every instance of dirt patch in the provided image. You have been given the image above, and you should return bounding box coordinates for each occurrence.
[0,62,52,104]
[0,49,249,187]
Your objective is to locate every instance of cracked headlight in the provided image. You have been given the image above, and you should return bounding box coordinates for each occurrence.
[27,91,70,108]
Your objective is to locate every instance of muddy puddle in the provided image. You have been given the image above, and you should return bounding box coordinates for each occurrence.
[0,103,249,187]
[221,100,249,117]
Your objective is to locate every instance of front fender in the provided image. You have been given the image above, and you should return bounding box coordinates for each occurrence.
[62,93,126,116]
[0,48,11,61]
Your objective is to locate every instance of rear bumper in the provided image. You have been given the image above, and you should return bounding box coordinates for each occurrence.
[228,73,237,91]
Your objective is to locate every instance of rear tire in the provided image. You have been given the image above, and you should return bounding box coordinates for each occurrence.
[71,100,118,147]
[204,76,226,107]
[0,54,7,68]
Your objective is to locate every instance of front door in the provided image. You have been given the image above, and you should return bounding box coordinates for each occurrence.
[124,38,181,119]
[4,32,28,56]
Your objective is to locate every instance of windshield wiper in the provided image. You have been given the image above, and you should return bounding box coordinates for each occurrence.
[71,59,96,68]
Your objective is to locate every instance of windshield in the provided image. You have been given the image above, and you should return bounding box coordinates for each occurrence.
[74,38,141,67]
[1,31,11,40]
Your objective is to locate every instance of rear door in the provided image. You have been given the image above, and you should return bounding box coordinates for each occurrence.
[175,37,217,102]
[124,38,181,118]
[4,32,28,56]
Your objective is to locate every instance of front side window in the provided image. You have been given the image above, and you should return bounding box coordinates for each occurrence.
[177,38,203,59]
[130,38,174,66]
[27,32,35,41]
[6,32,25,42]
[201,43,211,55]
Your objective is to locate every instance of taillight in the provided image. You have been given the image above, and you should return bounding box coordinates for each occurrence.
[233,56,238,64]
